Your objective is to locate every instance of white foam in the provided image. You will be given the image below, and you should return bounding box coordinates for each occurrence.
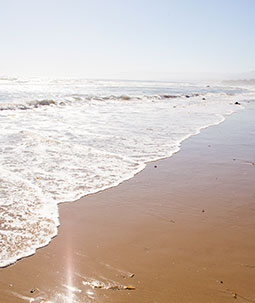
[0,78,250,267]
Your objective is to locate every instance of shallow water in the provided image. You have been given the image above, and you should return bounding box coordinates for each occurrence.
[0,77,250,267]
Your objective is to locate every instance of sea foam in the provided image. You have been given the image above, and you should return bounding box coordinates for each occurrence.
[0,78,248,267]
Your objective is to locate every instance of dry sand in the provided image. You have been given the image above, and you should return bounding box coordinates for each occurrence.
[0,103,255,303]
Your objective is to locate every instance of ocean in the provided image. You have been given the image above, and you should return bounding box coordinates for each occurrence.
[0,77,251,267]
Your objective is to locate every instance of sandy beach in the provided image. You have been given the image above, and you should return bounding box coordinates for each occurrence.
[0,103,255,303]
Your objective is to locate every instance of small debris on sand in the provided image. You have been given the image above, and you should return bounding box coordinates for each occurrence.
[233,293,238,299]
[108,285,120,290]
[107,285,136,291]
[129,273,135,278]
[202,209,205,213]
[94,285,103,289]
[154,165,157,168]
[30,289,36,294]
[235,101,241,105]
[124,286,136,290]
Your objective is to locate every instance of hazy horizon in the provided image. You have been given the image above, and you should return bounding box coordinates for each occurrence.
[1,71,255,83]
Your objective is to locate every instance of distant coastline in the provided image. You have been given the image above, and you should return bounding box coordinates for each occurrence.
[222,79,255,86]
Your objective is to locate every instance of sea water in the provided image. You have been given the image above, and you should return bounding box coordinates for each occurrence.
[0,77,249,267]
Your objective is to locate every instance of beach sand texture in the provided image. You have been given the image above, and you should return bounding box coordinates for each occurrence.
[0,103,254,302]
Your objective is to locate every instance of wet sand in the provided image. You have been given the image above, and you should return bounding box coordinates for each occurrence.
[0,104,255,303]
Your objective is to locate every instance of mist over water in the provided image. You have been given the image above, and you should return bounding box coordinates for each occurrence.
[0,78,248,267]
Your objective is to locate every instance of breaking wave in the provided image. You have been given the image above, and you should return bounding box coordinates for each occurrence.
[0,77,249,267]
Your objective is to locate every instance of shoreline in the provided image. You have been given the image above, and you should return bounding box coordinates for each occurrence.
[0,102,254,302]
[0,97,243,269]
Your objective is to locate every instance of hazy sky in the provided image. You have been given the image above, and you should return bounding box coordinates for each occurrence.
[1,0,255,79]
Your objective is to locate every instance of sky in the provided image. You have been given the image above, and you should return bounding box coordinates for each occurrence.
[0,0,255,80]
